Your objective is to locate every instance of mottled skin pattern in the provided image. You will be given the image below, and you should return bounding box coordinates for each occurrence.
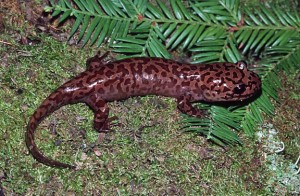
[26,54,261,169]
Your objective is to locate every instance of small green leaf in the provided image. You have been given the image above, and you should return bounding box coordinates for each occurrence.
[244,7,262,25]
[260,5,279,25]
[73,0,86,11]
[175,0,192,20]
[119,0,137,17]
[182,25,198,49]
[162,23,177,38]
[171,24,194,49]
[97,19,110,47]
[68,14,84,40]
[156,0,173,19]
[77,15,90,42]
[170,0,183,20]
[187,25,206,49]
[44,6,53,12]
[90,18,105,45]
[242,29,259,54]
[149,36,171,58]
[255,30,274,52]
[116,37,146,45]
[166,23,188,48]
[250,29,269,50]
[90,0,103,14]
[58,10,72,24]
[52,9,62,17]
[82,17,101,46]
[147,4,164,19]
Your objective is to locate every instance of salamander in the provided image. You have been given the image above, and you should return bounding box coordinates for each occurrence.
[26,53,261,169]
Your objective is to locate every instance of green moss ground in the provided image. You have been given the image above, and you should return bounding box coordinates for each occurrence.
[0,1,299,195]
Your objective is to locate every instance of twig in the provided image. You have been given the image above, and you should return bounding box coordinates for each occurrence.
[295,155,300,175]
[0,40,15,46]
[274,141,285,153]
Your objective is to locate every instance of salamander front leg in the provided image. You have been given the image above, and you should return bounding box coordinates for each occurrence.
[177,96,206,118]
[86,52,110,70]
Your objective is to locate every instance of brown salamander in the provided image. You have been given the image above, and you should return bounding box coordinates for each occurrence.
[26,54,261,169]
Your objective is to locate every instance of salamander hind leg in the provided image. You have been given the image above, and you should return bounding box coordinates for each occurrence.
[177,95,207,118]
[85,95,114,132]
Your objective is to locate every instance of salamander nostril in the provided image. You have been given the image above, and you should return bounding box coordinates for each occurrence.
[233,84,246,94]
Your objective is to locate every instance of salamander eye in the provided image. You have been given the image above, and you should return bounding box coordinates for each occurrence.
[233,84,246,94]
[236,61,247,70]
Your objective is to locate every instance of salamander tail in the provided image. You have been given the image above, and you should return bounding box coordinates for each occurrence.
[26,89,76,169]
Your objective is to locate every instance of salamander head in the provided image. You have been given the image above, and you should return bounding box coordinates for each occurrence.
[202,61,261,102]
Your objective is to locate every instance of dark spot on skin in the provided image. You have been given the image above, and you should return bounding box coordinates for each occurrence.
[117,65,129,75]
[215,89,221,94]
[86,75,96,84]
[215,71,223,77]
[95,68,105,76]
[109,85,115,93]
[207,77,214,83]
[121,58,133,63]
[194,72,200,77]
[182,81,190,86]
[140,87,148,92]
[190,65,197,70]
[104,81,112,87]
[141,58,151,64]
[233,72,238,78]
[171,78,177,85]
[98,88,105,94]
[105,70,114,78]
[124,78,131,85]
[142,78,149,85]
[223,86,230,92]
[107,64,114,69]
[161,72,167,77]
[171,66,180,75]
[201,85,208,91]
[161,58,169,63]
[210,84,216,90]
[181,67,190,72]
[224,66,231,71]
[201,72,210,81]
[144,66,152,75]
[116,83,123,92]
[215,64,222,69]
[225,77,235,83]
[49,91,61,100]
[159,64,170,72]
[145,65,159,75]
